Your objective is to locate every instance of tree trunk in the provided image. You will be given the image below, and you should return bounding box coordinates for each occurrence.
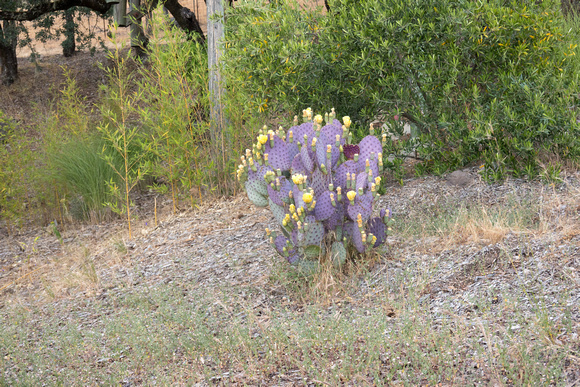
[208,0,230,190]
[62,9,76,57]
[163,0,205,43]
[129,0,148,58]
[0,21,18,86]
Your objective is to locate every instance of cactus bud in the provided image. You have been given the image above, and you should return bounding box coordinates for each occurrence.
[289,204,296,213]
[330,192,336,207]
[249,157,257,172]
[348,132,353,144]
[282,219,288,227]
[378,153,383,172]
[264,153,269,163]
[288,190,293,199]
[292,213,299,222]
[294,115,299,124]
[311,200,316,210]
[358,187,364,196]
[362,231,367,243]
[382,133,387,146]
[289,130,294,143]
[256,142,262,150]
[335,134,341,147]
[365,159,370,172]
[329,183,334,191]
[370,123,375,136]
[311,137,317,152]
[353,153,359,162]
[330,107,336,120]
[342,125,348,139]
[297,221,302,230]
[324,112,329,124]
[347,190,356,203]
[320,164,328,175]
[265,228,271,236]
[357,213,363,229]
[276,178,281,190]
[375,176,381,186]
[268,131,275,148]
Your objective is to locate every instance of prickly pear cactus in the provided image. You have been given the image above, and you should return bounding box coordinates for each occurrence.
[237,108,392,270]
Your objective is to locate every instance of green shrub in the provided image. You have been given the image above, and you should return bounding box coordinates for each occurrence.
[224,0,580,180]
[137,10,211,209]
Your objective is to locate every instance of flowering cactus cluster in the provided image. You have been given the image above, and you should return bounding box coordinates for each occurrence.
[237,108,391,269]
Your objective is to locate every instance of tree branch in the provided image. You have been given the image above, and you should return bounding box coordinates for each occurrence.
[162,0,205,43]
[0,0,112,21]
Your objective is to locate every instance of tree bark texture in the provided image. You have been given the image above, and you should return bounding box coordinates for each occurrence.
[207,0,228,173]
[62,9,76,57]
[0,20,18,86]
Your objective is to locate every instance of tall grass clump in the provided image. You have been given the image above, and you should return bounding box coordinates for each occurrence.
[50,135,123,222]
[223,0,580,180]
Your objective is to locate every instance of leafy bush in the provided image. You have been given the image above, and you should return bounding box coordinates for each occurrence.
[137,10,210,210]
[224,0,580,180]
[238,109,392,271]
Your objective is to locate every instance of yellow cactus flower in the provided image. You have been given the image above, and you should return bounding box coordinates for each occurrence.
[257,134,268,145]
[375,176,381,185]
[302,192,313,203]
[292,174,301,185]
[347,190,356,202]
[314,114,323,125]
[343,116,352,128]
[289,204,296,213]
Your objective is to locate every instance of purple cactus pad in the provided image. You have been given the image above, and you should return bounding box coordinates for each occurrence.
[264,134,292,171]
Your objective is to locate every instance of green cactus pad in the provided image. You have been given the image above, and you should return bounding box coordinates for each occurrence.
[303,245,321,259]
[297,259,319,276]
[303,216,324,246]
[331,241,347,267]
[245,179,268,207]
[269,198,287,226]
